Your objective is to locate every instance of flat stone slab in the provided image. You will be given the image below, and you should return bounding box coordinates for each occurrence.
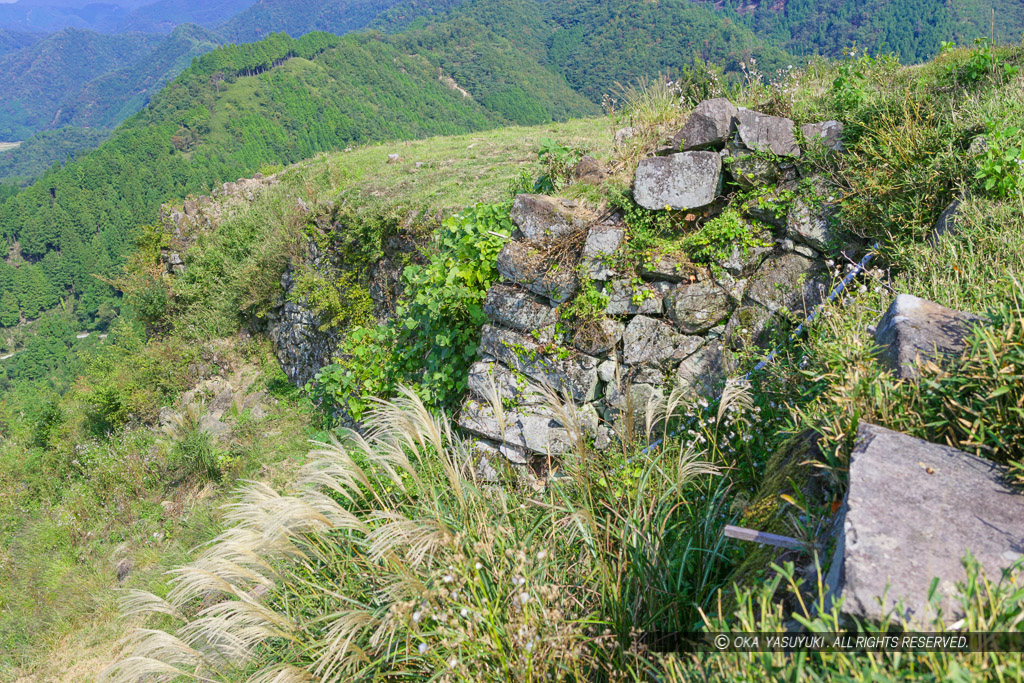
[479,325,599,403]
[664,281,733,334]
[580,219,625,280]
[874,294,982,378]
[483,285,558,343]
[800,120,845,152]
[510,194,589,241]
[735,108,801,157]
[467,361,547,406]
[458,400,570,458]
[622,315,703,366]
[633,152,722,211]
[838,423,1024,626]
[744,252,824,315]
[605,279,668,316]
[672,98,737,150]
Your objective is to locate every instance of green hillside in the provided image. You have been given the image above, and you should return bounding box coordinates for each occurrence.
[0,28,164,140]
[0,37,1022,681]
[218,0,404,42]
[0,28,597,366]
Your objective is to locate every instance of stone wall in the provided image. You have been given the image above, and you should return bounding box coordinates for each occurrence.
[457,98,847,471]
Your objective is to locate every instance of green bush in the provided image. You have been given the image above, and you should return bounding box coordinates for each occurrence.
[975,122,1024,197]
[311,202,513,421]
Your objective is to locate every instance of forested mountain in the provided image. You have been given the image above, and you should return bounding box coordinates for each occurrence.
[0,0,254,34]
[0,28,163,140]
[218,0,403,43]
[0,127,108,186]
[0,24,221,141]
[0,28,41,57]
[0,28,598,354]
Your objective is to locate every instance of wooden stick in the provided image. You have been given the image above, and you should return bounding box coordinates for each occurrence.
[724,525,803,550]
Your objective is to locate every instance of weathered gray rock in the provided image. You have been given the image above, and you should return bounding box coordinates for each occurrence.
[800,120,845,152]
[483,285,559,343]
[510,194,587,241]
[723,304,774,350]
[458,400,570,458]
[467,361,547,406]
[672,98,738,150]
[928,200,962,245]
[605,381,665,415]
[597,358,618,383]
[728,152,779,190]
[605,279,668,316]
[716,237,772,277]
[640,251,703,283]
[580,220,625,280]
[735,108,801,157]
[199,415,231,439]
[633,152,722,210]
[744,252,824,315]
[622,315,703,366]
[496,241,578,303]
[664,281,733,334]
[675,342,729,394]
[479,325,599,403]
[787,197,836,252]
[873,294,982,378]
[837,423,1024,626]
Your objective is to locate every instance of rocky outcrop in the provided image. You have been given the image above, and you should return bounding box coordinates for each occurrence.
[633,152,722,210]
[873,294,982,378]
[832,423,1024,626]
[672,98,738,151]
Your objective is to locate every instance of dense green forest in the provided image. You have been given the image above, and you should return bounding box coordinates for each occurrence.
[0,24,222,141]
[0,127,109,186]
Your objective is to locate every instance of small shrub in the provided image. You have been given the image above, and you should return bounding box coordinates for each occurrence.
[975,122,1024,197]
[682,210,770,266]
[534,138,588,192]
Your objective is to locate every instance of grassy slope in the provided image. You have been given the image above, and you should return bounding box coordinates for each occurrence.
[100,45,1024,681]
[0,117,611,681]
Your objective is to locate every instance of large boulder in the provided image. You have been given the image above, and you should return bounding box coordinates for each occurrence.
[672,98,738,151]
[744,252,824,315]
[510,194,588,241]
[735,108,801,157]
[664,281,733,334]
[622,315,703,366]
[633,152,722,211]
[675,342,730,394]
[496,241,578,303]
[483,285,559,343]
[800,120,844,152]
[479,325,600,403]
[835,423,1024,626]
[873,294,982,378]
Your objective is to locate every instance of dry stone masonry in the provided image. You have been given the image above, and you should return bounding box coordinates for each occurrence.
[457,98,849,470]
